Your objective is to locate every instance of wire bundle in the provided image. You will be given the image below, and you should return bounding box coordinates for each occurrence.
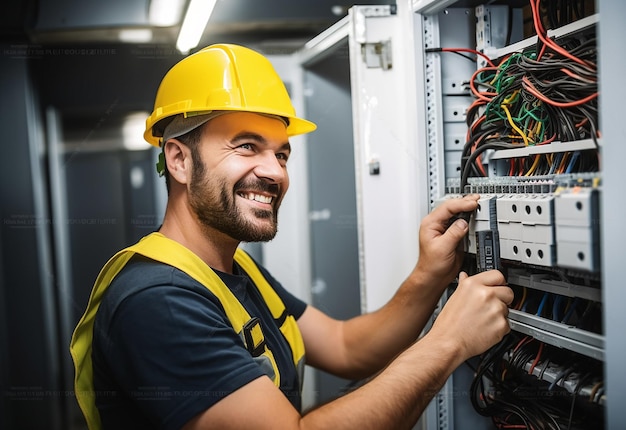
[460,0,599,189]
[469,334,604,429]
[543,0,590,29]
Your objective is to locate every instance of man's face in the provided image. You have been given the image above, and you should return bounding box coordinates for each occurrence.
[188,112,291,242]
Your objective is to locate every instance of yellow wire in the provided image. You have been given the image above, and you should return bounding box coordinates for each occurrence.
[525,154,541,176]
[501,104,529,146]
[528,121,541,144]
[535,121,542,140]
[558,153,570,173]
[502,89,519,105]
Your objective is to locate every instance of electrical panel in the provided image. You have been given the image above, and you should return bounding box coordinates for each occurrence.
[300,1,623,427]
[414,1,607,428]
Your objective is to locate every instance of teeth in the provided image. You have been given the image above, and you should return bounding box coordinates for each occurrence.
[241,193,273,204]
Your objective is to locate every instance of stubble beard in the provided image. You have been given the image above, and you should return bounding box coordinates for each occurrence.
[188,152,280,243]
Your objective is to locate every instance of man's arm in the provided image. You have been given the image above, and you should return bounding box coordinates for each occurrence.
[299,194,482,379]
[183,269,512,430]
[182,335,459,430]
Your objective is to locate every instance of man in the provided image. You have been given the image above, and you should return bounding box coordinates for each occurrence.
[71,44,512,430]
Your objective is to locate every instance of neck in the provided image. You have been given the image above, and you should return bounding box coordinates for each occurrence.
[159,198,240,274]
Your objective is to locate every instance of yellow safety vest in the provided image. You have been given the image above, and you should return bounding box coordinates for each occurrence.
[69,232,306,430]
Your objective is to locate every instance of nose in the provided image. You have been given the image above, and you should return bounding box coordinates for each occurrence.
[254,150,288,184]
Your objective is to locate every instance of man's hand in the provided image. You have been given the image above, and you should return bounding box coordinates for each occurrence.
[414,194,480,287]
[428,270,513,360]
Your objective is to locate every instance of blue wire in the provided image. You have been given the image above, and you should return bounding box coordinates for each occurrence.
[565,151,580,173]
[536,292,549,317]
[549,153,562,174]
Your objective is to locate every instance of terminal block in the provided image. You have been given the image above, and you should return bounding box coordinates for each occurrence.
[554,187,601,272]
[496,194,556,267]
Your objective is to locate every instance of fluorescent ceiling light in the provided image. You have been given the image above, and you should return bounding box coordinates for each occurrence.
[119,29,153,43]
[176,0,217,54]
[123,112,151,151]
[149,0,186,26]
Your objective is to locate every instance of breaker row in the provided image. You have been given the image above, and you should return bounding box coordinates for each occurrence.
[440,174,601,272]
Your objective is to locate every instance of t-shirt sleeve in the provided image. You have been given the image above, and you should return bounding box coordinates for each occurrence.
[98,269,266,430]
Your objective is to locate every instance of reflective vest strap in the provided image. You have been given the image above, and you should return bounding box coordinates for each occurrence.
[70,249,138,430]
[234,249,306,367]
[129,233,251,332]
[234,248,285,320]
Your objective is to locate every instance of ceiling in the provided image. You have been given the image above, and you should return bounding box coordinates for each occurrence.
[3,0,395,52]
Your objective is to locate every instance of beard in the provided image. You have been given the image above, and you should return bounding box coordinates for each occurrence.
[188,150,281,242]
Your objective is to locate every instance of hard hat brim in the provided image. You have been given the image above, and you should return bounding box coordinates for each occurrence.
[144,110,317,147]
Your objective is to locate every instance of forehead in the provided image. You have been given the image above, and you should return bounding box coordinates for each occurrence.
[202,112,289,141]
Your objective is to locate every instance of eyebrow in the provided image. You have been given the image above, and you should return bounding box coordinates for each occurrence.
[231,132,291,153]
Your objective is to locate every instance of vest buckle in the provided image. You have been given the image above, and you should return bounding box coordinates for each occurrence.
[243,317,266,357]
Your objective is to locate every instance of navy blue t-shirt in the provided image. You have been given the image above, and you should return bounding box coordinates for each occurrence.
[92,254,307,430]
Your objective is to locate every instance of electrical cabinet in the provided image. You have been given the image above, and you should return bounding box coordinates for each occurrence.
[297,0,626,428]
[410,1,623,428]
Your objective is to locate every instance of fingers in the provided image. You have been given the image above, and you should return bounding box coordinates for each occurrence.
[433,194,480,221]
[499,285,515,306]
[432,270,514,359]
[460,270,513,305]
[422,195,479,237]
[444,217,470,243]
[463,269,505,285]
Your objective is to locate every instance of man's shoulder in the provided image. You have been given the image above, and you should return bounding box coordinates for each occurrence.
[102,255,212,310]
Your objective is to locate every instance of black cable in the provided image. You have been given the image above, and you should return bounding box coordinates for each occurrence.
[539,357,552,380]
[566,372,593,430]
[461,141,517,190]
[469,334,606,429]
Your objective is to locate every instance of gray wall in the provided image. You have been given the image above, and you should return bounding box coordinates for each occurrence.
[1,52,62,430]
[0,43,181,430]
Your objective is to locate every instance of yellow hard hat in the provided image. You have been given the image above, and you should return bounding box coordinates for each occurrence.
[144,43,317,147]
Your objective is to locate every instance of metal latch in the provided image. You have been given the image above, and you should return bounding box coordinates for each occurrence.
[361,40,392,70]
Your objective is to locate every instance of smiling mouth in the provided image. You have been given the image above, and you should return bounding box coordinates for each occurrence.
[238,192,274,204]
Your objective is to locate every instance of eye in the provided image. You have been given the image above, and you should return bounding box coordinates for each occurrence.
[276,152,289,162]
[238,143,254,151]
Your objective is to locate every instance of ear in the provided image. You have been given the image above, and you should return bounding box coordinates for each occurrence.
[163,139,192,185]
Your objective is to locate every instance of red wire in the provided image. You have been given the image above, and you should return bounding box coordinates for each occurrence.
[576,118,589,128]
[530,0,592,68]
[528,342,544,375]
[470,131,489,176]
[470,67,498,101]
[441,47,496,67]
[513,336,532,353]
[467,114,486,144]
[560,67,597,83]
[536,133,557,145]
